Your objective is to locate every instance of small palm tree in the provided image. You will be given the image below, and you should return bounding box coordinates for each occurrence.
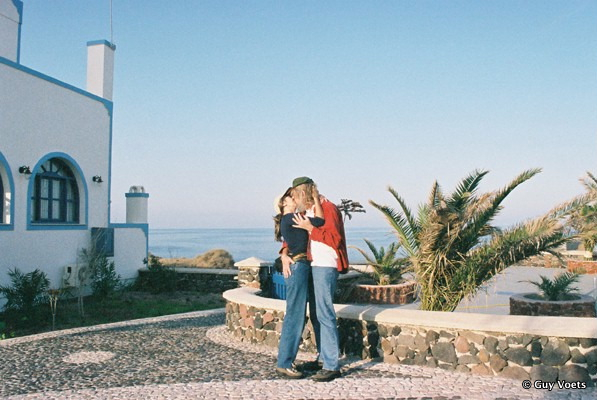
[525,272,580,301]
[370,169,591,312]
[337,199,366,222]
[569,172,597,258]
[352,239,409,285]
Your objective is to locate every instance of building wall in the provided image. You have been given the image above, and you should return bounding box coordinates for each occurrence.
[0,57,147,290]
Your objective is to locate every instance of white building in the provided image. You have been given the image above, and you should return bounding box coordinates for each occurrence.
[0,0,148,291]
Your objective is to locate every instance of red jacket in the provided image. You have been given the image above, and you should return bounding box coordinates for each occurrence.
[282,197,349,274]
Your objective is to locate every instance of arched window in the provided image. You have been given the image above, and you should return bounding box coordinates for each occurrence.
[31,158,79,223]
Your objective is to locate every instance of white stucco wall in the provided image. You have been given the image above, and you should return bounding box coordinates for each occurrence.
[0,0,21,62]
[113,225,148,282]
[0,59,147,291]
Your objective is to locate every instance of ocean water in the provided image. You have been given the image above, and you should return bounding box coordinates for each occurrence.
[148,227,397,264]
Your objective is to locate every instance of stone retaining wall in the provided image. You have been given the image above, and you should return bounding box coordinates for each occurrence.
[224,287,597,386]
[568,260,597,274]
[138,268,238,293]
[510,293,596,318]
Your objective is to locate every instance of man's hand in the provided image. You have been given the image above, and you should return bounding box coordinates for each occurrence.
[292,213,314,233]
[281,253,293,278]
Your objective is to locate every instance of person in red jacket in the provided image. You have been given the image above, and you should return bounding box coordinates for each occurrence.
[281,176,348,382]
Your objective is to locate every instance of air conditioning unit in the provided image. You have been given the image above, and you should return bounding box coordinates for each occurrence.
[63,265,79,288]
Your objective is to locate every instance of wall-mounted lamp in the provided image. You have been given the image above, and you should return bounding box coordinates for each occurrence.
[19,166,31,175]
[92,175,103,183]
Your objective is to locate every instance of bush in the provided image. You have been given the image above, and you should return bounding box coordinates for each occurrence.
[161,249,235,269]
[0,268,50,330]
[136,255,177,294]
[91,255,121,299]
[525,272,581,301]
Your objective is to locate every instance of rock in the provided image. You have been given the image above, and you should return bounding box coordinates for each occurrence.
[456,365,470,374]
[401,358,415,365]
[570,348,586,364]
[489,354,507,373]
[584,348,597,365]
[507,335,522,345]
[431,342,458,364]
[426,330,439,344]
[580,338,597,348]
[498,339,509,352]
[454,336,470,353]
[484,337,499,354]
[414,353,427,366]
[541,340,570,366]
[461,331,485,345]
[458,355,480,365]
[378,324,388,336]
[381,338,394,355]
[426,358,438,368]
[471,363,493,376]
[505,348,532,366]
[383,353,399,364]
[530,365,558,383]
[439,330,455,340]
[438,363,456,371]
[391,326,402,336]
[558,365,594,387]
[530,341,542,358]
[395,345,415,359]
[566,338,580,347]
[264,332,278,347]
[414,334,429,352]
[477,349,490,363]
[397,334,415,347]
[500,366,530,380]
[521,334,535,347]
[469,343,478,355]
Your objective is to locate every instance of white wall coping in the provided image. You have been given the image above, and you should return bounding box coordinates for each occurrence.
[234,257,272,268]
[223,287,597,339]
[138,267,237,275]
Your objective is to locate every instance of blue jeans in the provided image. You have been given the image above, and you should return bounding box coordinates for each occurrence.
[309,267,340,371]
[277,260,310,368]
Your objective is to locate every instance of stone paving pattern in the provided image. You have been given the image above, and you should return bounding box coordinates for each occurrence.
[1,309,595,399]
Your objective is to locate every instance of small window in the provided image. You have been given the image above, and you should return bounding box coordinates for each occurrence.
[91,227,114,257]
[31,158,79,223]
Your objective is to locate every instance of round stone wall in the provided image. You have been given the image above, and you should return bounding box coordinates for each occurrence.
[510,293,596,318]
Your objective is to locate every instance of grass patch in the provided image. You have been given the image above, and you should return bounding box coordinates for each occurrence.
[1,290,225,338]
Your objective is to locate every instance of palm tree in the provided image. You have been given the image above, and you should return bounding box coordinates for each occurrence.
[525,272,580,301]
[370,169,590,312]
[569,172,597,258]
[351,239,409,285]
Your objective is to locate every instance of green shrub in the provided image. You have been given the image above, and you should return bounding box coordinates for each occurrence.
[90,255,121,299]
[136,254,177,294]
[525,272,581,301]
[351,240,409,285]
[0,268,50,330]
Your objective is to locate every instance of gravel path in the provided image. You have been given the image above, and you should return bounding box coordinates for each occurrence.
[0,309,595,399]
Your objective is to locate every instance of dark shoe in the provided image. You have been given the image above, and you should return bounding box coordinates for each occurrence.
[297,360,323,371]
[311,369,341,382]
[276,367,304,379]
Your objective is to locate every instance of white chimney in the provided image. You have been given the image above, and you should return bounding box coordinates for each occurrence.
[0,0,23,63]
[126,186,149,224]
[86,40,116,100]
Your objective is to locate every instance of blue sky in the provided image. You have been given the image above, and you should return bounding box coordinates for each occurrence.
[17,0,597,229]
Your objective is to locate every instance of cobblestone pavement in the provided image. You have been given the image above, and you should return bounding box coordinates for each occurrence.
[0,309,595,400]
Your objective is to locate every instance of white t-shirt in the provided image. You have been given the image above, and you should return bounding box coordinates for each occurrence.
[306,207,337,268]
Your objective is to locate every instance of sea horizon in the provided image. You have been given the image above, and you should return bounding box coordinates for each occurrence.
[149,227,397,264]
